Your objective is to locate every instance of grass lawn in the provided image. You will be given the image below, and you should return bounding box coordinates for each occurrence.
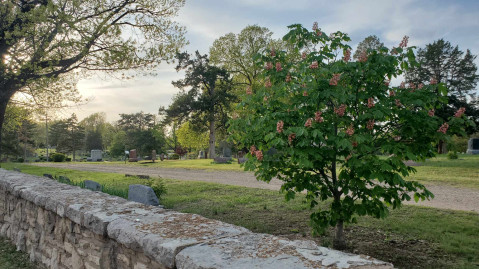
[2,163,479,268]
[0,237,36,269]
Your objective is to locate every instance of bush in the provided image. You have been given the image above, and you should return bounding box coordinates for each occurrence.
[16,157,24,163]
[51,153,66,162]
[170,153,180,160]
[65,157,72,162]
[447,151,458,159]
[145,178,167,201]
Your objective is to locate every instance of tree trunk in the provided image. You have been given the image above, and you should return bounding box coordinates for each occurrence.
[333,220,347,250]
[438,140,447,154]
[0,97,10,166]
[208,119,216,159]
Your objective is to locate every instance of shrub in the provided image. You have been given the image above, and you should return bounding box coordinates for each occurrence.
[145,178,167,201]
[65,157,72,162]
[170,153,180,160]
[17,157,24,163]
[51,153,66,162]
[447,151,458,159]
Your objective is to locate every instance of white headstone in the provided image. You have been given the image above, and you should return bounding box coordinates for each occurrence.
[91,150,103,161]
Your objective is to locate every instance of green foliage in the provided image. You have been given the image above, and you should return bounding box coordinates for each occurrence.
[447,151,458,160]
[145,178,168,201]
[49,114,85,160]
[50,153,66,162]
[176,121,209,151]
[353,35,384,60]
[406,39,479,135]
[230,23,471,244]
[16,158,24,163]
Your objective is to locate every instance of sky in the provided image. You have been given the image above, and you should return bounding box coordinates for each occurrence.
[69,0,479,122]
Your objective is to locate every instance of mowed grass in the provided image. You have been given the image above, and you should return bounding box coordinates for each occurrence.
[2,163,479,268]
[88,159,244,171]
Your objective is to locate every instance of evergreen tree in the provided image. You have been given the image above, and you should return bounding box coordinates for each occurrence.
[353,35,384,60]
[406,39,479,152]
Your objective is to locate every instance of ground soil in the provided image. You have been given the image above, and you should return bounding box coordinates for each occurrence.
[31,162,479,214]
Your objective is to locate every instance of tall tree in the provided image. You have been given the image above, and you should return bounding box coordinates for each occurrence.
[162,51,235,158]
[209,25,279,87]
[0,0,187,157]
[353,35,384,60]
[50,114,85,161]
[176,121,209,152]
[406,39,479,152]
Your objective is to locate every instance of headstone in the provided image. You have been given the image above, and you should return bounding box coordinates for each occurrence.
[129,149,138,162]
[198,151,205,159]
[151,150,157,162]
[160,154,165,161]
[466,138,479,154]
[214,157,231,164]
[43,174,54,179]
[128,185,159,206]
[237,157,247,164]
[13,168,21,172]
[137,175,150,179]
[223,147,232,158]
[58,176,71,183]
[84,180,101,191]
[90,150,103,161]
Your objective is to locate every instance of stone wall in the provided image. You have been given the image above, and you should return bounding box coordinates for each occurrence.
[0,169,393,269]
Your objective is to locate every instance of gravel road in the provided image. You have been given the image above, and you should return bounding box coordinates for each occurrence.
[31,162,479,214]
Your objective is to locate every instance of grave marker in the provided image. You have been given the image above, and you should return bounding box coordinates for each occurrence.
[466,138,479,154]
[128,185,159,206]
[129,149,138,162]
[84,180,101,191]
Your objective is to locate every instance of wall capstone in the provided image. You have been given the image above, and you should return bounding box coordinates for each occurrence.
[0,169,393,269]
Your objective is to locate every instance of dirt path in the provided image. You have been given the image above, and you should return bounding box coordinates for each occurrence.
[31,163,479,214]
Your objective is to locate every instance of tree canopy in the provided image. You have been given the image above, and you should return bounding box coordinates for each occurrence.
[0,0,187,156]
[353,35,384,60]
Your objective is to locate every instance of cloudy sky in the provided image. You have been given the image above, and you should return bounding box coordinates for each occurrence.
[70,0,479,122]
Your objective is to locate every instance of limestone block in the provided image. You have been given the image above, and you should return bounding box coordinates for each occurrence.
[176,233,394,269]
[108,211,249,268]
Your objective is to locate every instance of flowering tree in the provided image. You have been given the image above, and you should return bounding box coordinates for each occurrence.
[230,23,469,249]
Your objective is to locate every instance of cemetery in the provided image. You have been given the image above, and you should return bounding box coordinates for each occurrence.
[1,0,478,269]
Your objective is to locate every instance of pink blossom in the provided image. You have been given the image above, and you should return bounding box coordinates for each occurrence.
[384,79,390,87]
[276,62,282,72]
[277,120,284,133]
[285,73,291,82]
[418,83,424,89]
[391,48,398,55]
[409,83,416,89]
[430,78,438,84]
[302,52,307,59]
[250,145,257,154]
[343,49,351,62]
[428,109,435,117]
[304,118,312,128]
[312,22,318,31]
[437,122,449,134]
[454,107,466,118]
[265,62,273,70]
[389,90,396,97]
[395,99,402,107]
[358,51,368,62]
[264,77,272,88]
[367,119,375,130]
[316,30,322,36]
[270,49,276,57]
[399,36,409,48]
[246,86,252,95]
[400,82,406,88]
[288,133,296,144]
[346,125,354,136]
[315,111,324,123]
[329,73,341,86]
[310,61,319,69]
[367,97,375,108]
[263,96,268,102]
[334,104,347,117]
[255,150,263,161]
[303,91,308,96]
[352,141,358,147]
